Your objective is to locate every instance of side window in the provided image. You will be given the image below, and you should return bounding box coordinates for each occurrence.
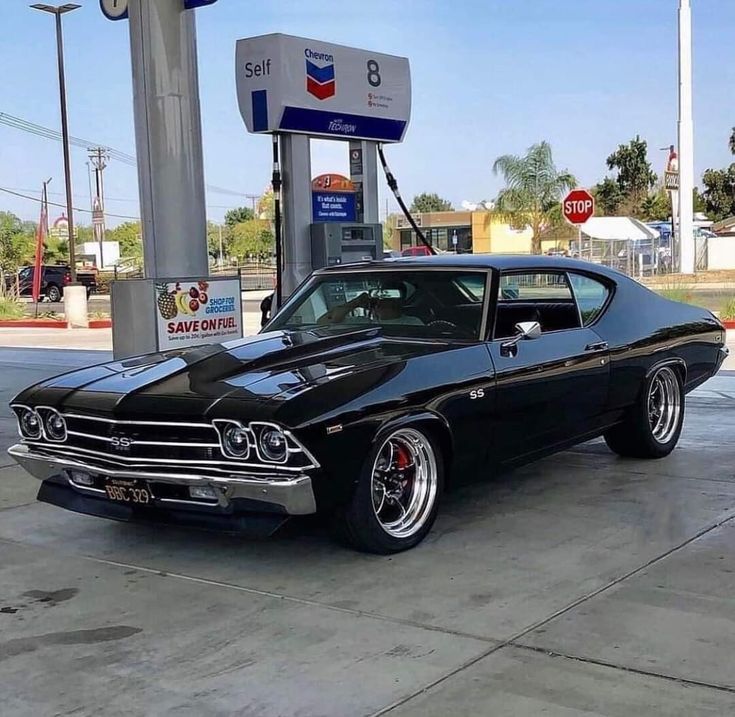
[494,272,580,338]
[568,273,610,326]
[19,267,31,279]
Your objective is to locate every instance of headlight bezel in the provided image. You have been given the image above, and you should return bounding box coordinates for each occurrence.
[39,407,67,442]
[13,405,42,440]
[212,419,316,468]
[254,424,289,464]
[213,420,253,460]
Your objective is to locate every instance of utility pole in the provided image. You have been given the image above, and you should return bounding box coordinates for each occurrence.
[678,0,695,274]
[89,147,109,268]
[246,194,259,213]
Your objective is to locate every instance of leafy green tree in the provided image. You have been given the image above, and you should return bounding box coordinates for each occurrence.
[593,177,624,215]
[492,141,576,254]
[224,206,255,226]
[640,189,671,222]
[230,220,273,261]
[409,193,454,213]
[604,135,657,216]
[0,212,35,275]
[107,221,143,259]
[701,164,735,222]
[256,189,275,222]
[693,187,707,214]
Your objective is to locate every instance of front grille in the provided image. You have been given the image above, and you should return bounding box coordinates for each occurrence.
[64,413,220,463]
[23,412,313,478]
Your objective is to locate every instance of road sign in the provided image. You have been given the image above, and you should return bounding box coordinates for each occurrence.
[236,33,411,143]
[664,171,680,191]
[562,189,595,225]
[100,0,128,20]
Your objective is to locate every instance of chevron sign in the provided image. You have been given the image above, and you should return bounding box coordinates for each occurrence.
[306,57,335,100]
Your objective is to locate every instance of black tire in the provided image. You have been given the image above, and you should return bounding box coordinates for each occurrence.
[334,426,444,554]
[46,284,61,303]
[604,365,684,459]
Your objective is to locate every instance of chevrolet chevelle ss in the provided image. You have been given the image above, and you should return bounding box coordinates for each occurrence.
[8,256,729,553]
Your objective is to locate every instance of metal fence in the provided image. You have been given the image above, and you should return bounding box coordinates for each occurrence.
[104,260,276,293]
[566,236,710,277]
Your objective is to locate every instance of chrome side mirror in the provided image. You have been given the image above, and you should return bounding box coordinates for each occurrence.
[500,321,541,357]
[515,321,541,340]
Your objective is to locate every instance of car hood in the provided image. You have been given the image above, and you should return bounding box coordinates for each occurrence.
[16,327,463,424]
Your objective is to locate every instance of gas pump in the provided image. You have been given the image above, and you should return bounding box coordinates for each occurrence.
[235,33,413,307]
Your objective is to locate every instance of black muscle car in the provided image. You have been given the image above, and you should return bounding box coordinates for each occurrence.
[8,256,729,553]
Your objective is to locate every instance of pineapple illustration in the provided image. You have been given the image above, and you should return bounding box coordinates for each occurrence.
[156,283,178,319]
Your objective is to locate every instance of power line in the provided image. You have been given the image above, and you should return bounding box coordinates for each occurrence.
[1,186,256,210]
[0,111,258,198]
[0,186,140,220]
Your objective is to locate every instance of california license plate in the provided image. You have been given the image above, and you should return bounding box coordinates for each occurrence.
[104,478,151,505]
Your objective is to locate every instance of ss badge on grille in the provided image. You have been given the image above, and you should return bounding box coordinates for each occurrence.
[110,435,134,451]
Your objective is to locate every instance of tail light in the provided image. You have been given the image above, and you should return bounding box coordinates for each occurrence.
[63,272,71,284]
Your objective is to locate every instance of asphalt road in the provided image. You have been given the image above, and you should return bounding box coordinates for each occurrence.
[1,348,735,716]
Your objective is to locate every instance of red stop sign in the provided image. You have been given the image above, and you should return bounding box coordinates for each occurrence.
[562,189,595,225]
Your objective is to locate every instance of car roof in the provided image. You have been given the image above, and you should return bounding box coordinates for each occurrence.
[318,254,624,281]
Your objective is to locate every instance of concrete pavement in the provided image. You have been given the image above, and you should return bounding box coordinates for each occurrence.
[1,348,734,715]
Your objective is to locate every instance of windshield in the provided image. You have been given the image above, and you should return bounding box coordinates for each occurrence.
[268,270,488,340]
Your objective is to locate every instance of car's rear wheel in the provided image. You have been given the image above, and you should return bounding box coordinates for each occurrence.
[604,365,684,459]
[46,284,61,303]
[335,427,443,554]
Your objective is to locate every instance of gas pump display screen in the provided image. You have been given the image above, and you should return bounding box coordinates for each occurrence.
[342,227,373,242]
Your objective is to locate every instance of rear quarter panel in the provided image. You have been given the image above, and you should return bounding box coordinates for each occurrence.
[593,275,724,415]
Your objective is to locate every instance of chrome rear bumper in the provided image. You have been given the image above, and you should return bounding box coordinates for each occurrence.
[8,443,316,516]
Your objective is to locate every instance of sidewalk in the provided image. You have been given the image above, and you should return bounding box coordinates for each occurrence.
[0,310,263,352]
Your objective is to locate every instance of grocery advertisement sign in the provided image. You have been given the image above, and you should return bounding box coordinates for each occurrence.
[155,277,243,350]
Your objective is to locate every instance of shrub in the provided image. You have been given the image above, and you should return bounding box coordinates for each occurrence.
[720,297,735,321]
[0,296,24,320]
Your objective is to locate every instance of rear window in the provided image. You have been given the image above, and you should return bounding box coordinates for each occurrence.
[498,272,573,301]
[568,273,610,326]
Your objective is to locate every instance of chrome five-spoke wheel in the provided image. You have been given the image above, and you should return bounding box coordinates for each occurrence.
[647,366,681,444]
[370,428,438,539]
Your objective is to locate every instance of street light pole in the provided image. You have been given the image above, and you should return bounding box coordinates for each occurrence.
[31,3,80,282]
[678,0,695,274]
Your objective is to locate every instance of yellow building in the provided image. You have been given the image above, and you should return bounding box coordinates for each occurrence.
[391,211,572,254]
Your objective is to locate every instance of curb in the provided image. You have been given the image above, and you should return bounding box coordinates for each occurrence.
[724,320,735,330]
[0,319,112,329]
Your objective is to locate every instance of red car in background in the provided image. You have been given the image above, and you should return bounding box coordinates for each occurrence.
[401,246,433,257]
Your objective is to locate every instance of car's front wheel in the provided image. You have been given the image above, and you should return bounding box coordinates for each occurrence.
[335,426,443,554]
[604,365,684,459]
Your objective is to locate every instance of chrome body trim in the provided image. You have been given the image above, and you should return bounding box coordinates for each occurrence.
[8,443,317,515]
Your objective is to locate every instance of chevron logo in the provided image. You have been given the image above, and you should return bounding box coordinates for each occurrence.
[306,58,335,100]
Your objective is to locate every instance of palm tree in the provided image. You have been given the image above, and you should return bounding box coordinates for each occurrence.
[492,141,577,254]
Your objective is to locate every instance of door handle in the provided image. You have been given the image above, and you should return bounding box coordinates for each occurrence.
[585,341,608,352]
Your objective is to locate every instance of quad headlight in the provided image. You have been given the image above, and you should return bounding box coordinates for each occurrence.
[212,419,315,468]
[258,426,288,463]
[16,407,42,439]
[44,410,67,442]
[221,423,250,459]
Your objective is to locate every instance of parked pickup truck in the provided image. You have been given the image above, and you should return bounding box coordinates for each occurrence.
[4,265,97,302]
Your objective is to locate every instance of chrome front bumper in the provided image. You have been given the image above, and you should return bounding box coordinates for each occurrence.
[8,443,317,516]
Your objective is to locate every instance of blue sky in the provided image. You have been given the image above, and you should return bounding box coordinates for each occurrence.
[1,0,733,226]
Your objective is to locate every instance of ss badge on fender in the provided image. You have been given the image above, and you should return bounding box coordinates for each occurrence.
[469,388,485,400]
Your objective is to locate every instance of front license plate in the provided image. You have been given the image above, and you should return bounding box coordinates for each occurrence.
[103,479,151,505]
